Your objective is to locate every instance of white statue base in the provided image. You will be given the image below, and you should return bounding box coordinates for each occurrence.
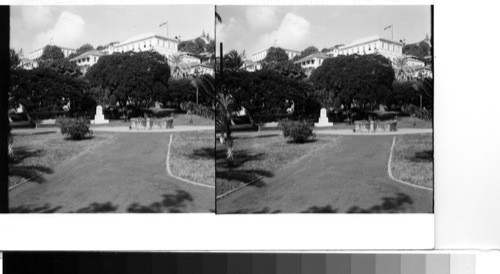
[314,108,333,127]
[90,105,109,124]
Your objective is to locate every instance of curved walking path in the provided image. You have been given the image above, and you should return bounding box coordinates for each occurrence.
[9,132,214,213]
[217,135,433,214]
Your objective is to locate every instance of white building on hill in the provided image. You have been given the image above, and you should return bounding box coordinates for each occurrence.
[294,52,330,77]
[106,32,179,58]
[252,47,300,62]
[28,45,76,60]
[70,50,105,74]
[327,35,403,62]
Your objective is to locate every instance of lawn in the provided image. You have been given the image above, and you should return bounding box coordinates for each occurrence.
[216,131,339,197]
[169,130,215,186]
[391,133,434,188]
[8,129,115,188]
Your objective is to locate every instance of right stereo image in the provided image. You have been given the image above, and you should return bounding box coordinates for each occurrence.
[215,5,434,214]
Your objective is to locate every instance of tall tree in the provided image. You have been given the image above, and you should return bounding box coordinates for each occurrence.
[293,46,319,62]
[393,56,415,82]
[223,50,244,71]
[168,53,190,79]
[263,47,289,63]
[310,54,395,122]
[68,43,95,59]
[10,49,21,70]
[85,51,171,110]
[40,45,65,61]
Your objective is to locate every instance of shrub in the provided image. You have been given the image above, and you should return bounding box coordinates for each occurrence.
[57,117,92,140]
[279,119,315,143]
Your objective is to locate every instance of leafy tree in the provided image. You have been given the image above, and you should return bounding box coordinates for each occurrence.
[96,45,106,51]
[10,67,91,117]
[309,54,395,122]
[293,46,319,62]
[223,50,244,71]
[10,49,21,70]
[40,45,65,61]
[393,56,415,82]
[85,51,171,111]
[260,60,306,80]
[166,78,198,106]
[403,41,431,59]
[263,47,289,63]
[222,68,316,120]
[168,53,190,79]
[390,81,419,111]
[68,43,95,59]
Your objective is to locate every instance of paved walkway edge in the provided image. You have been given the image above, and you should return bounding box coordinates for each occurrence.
[216,176,264,200]
[387,136,434,191]
[165,134,215,189]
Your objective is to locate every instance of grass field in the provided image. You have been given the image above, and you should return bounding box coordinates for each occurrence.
[216,131,338,196]
[8,129,115,188]
[169,130,215,186]
[391,133,434,188]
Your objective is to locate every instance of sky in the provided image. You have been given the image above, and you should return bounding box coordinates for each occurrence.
[10,5,214,55]
[216,5,431,58]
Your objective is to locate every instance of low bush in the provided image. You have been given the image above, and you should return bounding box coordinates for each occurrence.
[279,119,315,143]
[57,117,92,140]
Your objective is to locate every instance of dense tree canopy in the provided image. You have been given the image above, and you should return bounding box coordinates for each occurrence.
[85,51,171,108]
[309,54,395,117]
[260,60,305,80]
[10,49,21,70]
[223,50,244,71]
[293,46,319,62]
[221,69,317,120]
[68,43,95,59]
[263,47,289,63]
[40,45,65,61]
[403,41,431,59]
[10,68,92,116]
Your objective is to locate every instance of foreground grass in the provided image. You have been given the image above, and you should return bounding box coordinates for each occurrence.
[169,131,215,186]
[216,131,338,196]
[391,133,433,188]
[9,129,115,188]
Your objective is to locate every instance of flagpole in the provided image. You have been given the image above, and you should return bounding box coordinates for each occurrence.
[392,24,394,41]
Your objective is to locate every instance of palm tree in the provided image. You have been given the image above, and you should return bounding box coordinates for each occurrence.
[393,56,415,81]
[168,53,190,79]
[223,50,244,71]
[197,74,235,164]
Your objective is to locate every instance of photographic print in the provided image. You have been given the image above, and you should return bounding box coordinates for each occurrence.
[215,6,433,214]
[7,5,216,213]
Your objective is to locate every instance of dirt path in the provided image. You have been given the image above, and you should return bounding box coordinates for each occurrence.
[9,132,214,213]
[217,135,433,214]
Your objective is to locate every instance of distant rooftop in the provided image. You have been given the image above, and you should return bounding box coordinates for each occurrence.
[294,52,329,64]
[116,32,178,47]
[253,46,300,55]
[70,50,105,61]
[340,35,403,50]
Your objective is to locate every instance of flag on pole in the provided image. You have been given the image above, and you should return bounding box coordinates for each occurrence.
[384,25,392,30]
[159,21,167,28]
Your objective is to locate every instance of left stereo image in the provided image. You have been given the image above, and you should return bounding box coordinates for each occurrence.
[6,5,216,213]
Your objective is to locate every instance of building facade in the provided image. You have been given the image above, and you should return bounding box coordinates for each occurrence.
[106,32,179,59]
[327,35,403,62]
[294,52,330,77]
[70,50,105,74]
[251,47,300,62]
[241,60,262,72]
[28,45,76,60]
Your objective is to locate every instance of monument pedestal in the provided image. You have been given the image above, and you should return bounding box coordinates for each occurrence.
[314,108,333,127]
[91,105,109,124]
